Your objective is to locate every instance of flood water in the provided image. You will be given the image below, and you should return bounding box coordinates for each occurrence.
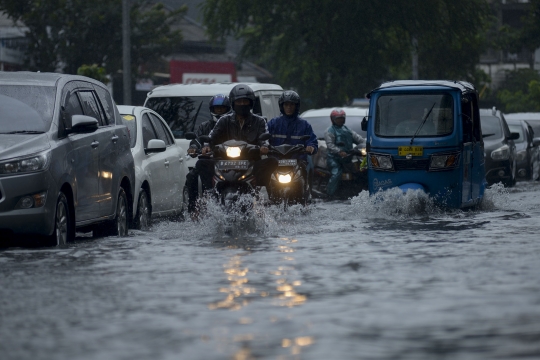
[1,182,540,360]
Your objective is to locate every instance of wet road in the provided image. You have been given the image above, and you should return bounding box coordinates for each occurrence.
[1,182,540,359]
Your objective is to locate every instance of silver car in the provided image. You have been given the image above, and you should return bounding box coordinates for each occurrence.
[0,72,135,246]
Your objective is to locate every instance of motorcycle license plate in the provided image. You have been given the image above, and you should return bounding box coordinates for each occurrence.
[278,159,297,166]
[398,146,423,156]
[217,160,249,170]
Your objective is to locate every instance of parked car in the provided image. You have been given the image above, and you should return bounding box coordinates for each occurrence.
[144,82,283,173]
[300,107,368,172]
[505,118,540,180]
[0,72,135,246]
[480,108,519,187]
[118,105,188,229]
[505,113,540,182]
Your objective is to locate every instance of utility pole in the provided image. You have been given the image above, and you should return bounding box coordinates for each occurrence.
[122,0,131,105]
[411,36,418,80]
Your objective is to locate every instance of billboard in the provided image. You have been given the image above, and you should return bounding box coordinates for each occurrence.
[170,60,236,84]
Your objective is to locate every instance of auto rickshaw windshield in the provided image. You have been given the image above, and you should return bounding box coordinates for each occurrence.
[375,93,454,137]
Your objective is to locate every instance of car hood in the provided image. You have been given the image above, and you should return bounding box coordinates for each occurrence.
[0,133,51,160]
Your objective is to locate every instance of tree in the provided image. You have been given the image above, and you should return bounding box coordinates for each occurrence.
[201,0,490,108]
[0,0,186,77]
[496,69,540,112]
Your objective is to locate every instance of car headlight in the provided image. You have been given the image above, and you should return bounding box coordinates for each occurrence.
[369,153,394,171]
[0,150,51,175]
[225,146,242,158]
[429,153,460,171]
[516,149,527,162]
[491,145,509,161]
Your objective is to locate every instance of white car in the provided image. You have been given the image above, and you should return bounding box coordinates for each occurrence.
[118,105,188,229]
[300,107,368,170]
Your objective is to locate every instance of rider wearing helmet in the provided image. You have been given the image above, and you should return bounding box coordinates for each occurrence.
[267,90,318,197]
[186,94,231,215]
[195,84,278,197]
[324,108,364,198]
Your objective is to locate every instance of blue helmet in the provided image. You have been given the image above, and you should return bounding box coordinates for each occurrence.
[208,94,231,116]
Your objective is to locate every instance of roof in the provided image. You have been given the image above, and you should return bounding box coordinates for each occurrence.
[368,80,477,98]
[146,82,283,98]
[301,107,369,118]
[504,112,540,121]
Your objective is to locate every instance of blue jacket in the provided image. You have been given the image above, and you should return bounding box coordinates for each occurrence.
[267,114,318,160]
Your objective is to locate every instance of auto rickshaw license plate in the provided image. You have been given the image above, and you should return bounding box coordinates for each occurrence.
[278,159,297,166]
[398,146,423,156]
[217,160,249,170]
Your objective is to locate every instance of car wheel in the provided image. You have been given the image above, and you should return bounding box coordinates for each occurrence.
[46,192,73,246]
[135,188,151,230]
[94,187,128,238]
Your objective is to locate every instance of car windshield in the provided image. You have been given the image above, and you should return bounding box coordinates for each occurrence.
[374,93,454,137]
[0,85,56,133]
[508,124,525,143]
[480,116,503,139]
[145,96,211,138]
[303,115,366,140]
[120,114,138,148]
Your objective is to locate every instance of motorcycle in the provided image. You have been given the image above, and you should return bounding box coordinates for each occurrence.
[312,144,368,200]
[267,135,311,209]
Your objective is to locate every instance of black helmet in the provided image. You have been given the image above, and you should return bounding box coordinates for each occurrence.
[208,94,231,116]
[278,90,301,115]
[229,84,256,109]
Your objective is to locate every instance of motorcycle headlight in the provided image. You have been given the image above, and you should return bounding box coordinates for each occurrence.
[369,153,394,171]
[0,150,51,175]
[360,147,367,156]
[278,173,292,183]
[516,149,527,162]
[491,145,509,161]
[226,146,242,158]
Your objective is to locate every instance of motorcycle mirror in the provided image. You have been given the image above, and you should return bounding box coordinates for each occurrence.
[259,133,272,141]
[361,117,368,131]
[185,132,197,140]
[199,135,211,143]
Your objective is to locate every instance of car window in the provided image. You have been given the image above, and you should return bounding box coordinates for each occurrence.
[65,91,85,121]
[0,85,56,133]
[120,113,137,148]
[303,115,367,140]
[508,124,525,143]
[149,113,173,145]
[480,116,503,139]
[142,113,159,149]
[78,91,104,125]
[93,84,115,125]
[260,95,274,119]
[145,96,211,139]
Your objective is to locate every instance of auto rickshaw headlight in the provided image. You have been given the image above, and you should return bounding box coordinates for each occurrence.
[369,153,394,171]
[429,153,460,170]
[491,145,509,161]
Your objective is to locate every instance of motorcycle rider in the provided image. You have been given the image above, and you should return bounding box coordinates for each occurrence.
[267,90,318,199]
[197,84,279,197]
[186,94,231,214]
[324,108,364,198]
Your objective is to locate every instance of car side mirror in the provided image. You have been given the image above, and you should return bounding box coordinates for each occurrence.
[259,132,272,141]
[145,139,166,154]
[185,132,197,140]
[533,138,540,147]
[71,115,98,132]
[361,116,368,131]
[508,132,520,140]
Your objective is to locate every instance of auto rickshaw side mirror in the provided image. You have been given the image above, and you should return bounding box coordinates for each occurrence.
[509,132,520,140]
[361,117,368,131]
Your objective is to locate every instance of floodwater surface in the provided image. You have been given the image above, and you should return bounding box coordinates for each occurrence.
[1,182,540,359]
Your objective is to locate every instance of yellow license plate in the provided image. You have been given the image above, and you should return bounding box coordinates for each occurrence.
[398,146,423,156]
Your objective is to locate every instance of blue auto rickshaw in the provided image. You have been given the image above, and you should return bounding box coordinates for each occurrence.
[362,80,486,209]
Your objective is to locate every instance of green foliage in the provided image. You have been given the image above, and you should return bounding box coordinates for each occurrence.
[0,0,186,77]
[77,64,109,84]
[497,69,540,112]
[202,0,490,108]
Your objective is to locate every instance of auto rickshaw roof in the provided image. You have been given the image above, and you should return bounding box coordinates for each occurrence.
[367,80,477,98]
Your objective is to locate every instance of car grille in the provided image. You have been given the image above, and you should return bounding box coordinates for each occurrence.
[394,159,429,171]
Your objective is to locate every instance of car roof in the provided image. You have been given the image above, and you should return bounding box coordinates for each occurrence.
[0,71,102,87]
[368,80,476,97]
[301,107,369,118]
[504,112,540,121]
[146,82,283,98]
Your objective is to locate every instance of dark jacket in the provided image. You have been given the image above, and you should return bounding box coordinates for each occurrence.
[190,116,218,149]
[267,114,318,161]
[209,111,269,147]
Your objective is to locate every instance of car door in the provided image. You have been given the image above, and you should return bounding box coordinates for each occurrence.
[63,83,101,221]
[149,112,185,211]
[77,87,119,217]
[141,112,171,213]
